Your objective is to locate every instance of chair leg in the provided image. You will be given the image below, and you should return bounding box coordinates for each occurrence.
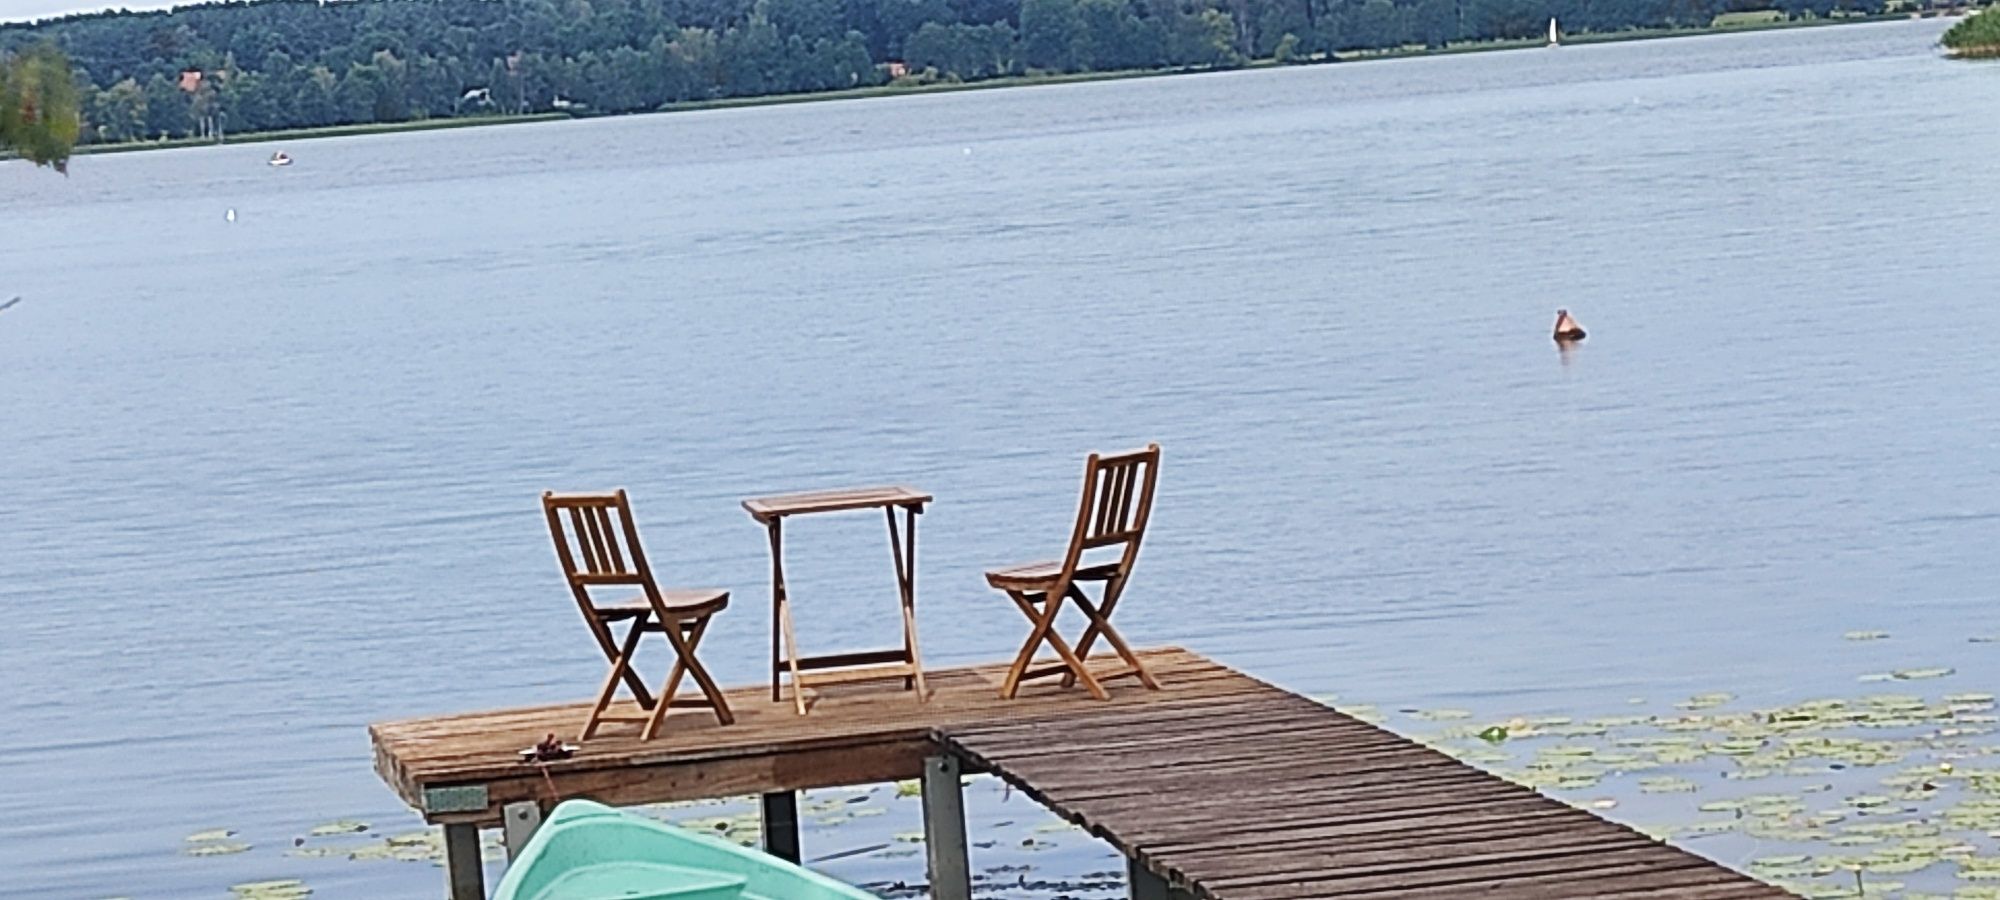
[664,616,735,727]
[1038,616,1110,701]
[642,620,691,741]
[1068,587,1159,690]
[583,612,656,710]
[1001,590,1108,701]
[1000,590,1060,699]
[643,615,730,738]
[1063,584,1106,689]
[1064,576,1131,688]
[581,615,651,741]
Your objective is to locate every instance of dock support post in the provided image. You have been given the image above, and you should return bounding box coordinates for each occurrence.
[443,822,485,900]
[761,791,801,863]
[502,801,543,862]
[1129,858,1196,900]
[922,754,972,900]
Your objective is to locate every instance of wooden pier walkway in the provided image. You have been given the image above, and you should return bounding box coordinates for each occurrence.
[370,648,1792,899]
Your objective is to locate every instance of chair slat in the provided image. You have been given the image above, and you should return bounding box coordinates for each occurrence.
[1096,464,1116,538]
[569,572,646,586]
[1114,459,1138,534]
[569,507,598,573]
[1111,461,1134,536]
[597,505,628,574]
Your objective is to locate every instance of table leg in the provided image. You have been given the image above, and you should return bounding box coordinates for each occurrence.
[779,600,806,715]
[887,504,929,702]
[768,520,783,703]
[769,519,807,715]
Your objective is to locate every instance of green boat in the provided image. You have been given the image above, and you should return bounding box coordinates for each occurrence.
[494,800,881,900]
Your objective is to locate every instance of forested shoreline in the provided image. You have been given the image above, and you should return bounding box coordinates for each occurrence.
[0,0,1931,146]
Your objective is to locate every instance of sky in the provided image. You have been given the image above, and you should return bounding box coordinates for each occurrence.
[4,1,187,24]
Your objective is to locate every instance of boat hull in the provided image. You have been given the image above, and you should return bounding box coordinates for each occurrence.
[494,800,880,900]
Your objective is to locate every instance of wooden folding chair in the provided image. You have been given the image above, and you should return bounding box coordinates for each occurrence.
[543,490,733,741]
[987,444,1164,700]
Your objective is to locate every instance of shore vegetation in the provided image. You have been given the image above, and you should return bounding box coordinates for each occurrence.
[1942,5,2000,55]
[0,0,1942,155]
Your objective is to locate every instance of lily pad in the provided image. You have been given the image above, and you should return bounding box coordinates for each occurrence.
[231,880,311,899]
[1638,776,1699,794]
[1679,693,1735,711]
[1892,668,1955,681]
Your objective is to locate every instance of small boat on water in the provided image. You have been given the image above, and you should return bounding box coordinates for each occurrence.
[1547,17,1561,47]
[268,151,293,167]
[495,800,881,900]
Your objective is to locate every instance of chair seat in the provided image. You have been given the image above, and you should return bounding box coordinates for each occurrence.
[597,589,729,620]
[984,560,1121,592]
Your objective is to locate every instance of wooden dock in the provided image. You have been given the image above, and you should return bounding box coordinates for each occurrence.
[370,648,1792,899]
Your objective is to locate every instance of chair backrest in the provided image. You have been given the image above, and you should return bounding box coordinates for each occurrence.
[543,490,661,613]
[1059,443,1161,580]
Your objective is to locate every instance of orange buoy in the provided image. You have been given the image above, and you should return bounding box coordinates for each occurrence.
[1553,309,1586,342]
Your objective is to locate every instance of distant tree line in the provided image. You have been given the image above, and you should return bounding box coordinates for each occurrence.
[0,0,1894,146]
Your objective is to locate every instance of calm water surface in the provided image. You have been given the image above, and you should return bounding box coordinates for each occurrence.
[4,18,1999,898]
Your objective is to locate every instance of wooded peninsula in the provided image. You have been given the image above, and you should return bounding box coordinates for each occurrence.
[1941,5,1999,52]
[0,0,1956,148]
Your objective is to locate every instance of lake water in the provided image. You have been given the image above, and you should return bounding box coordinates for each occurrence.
[4,17,1998,898]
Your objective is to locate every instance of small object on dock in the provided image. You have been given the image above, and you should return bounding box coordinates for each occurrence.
[1554,308,1587,342]
[520,732,575,763]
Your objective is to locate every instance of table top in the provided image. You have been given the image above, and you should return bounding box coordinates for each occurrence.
[742,486,931,523]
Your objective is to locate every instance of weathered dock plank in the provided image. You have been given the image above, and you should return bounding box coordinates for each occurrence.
[370,648,1795,898]
[939,664,1795,899]
[370,648,1233,824]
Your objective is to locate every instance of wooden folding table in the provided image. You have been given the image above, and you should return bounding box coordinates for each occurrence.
[743,486,932,715]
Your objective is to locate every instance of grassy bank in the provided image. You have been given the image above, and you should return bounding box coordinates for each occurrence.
[57,13,1922,159]
[1342,10,1904,60]
[653,65,1209,115]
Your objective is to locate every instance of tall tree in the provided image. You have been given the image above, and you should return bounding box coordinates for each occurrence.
[142,73,190,139]
[1,45,79,172]
[1021,0,1086,70]
[92,77,148,143]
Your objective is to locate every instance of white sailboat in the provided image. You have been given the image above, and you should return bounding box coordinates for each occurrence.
[1547,17,1561,47]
